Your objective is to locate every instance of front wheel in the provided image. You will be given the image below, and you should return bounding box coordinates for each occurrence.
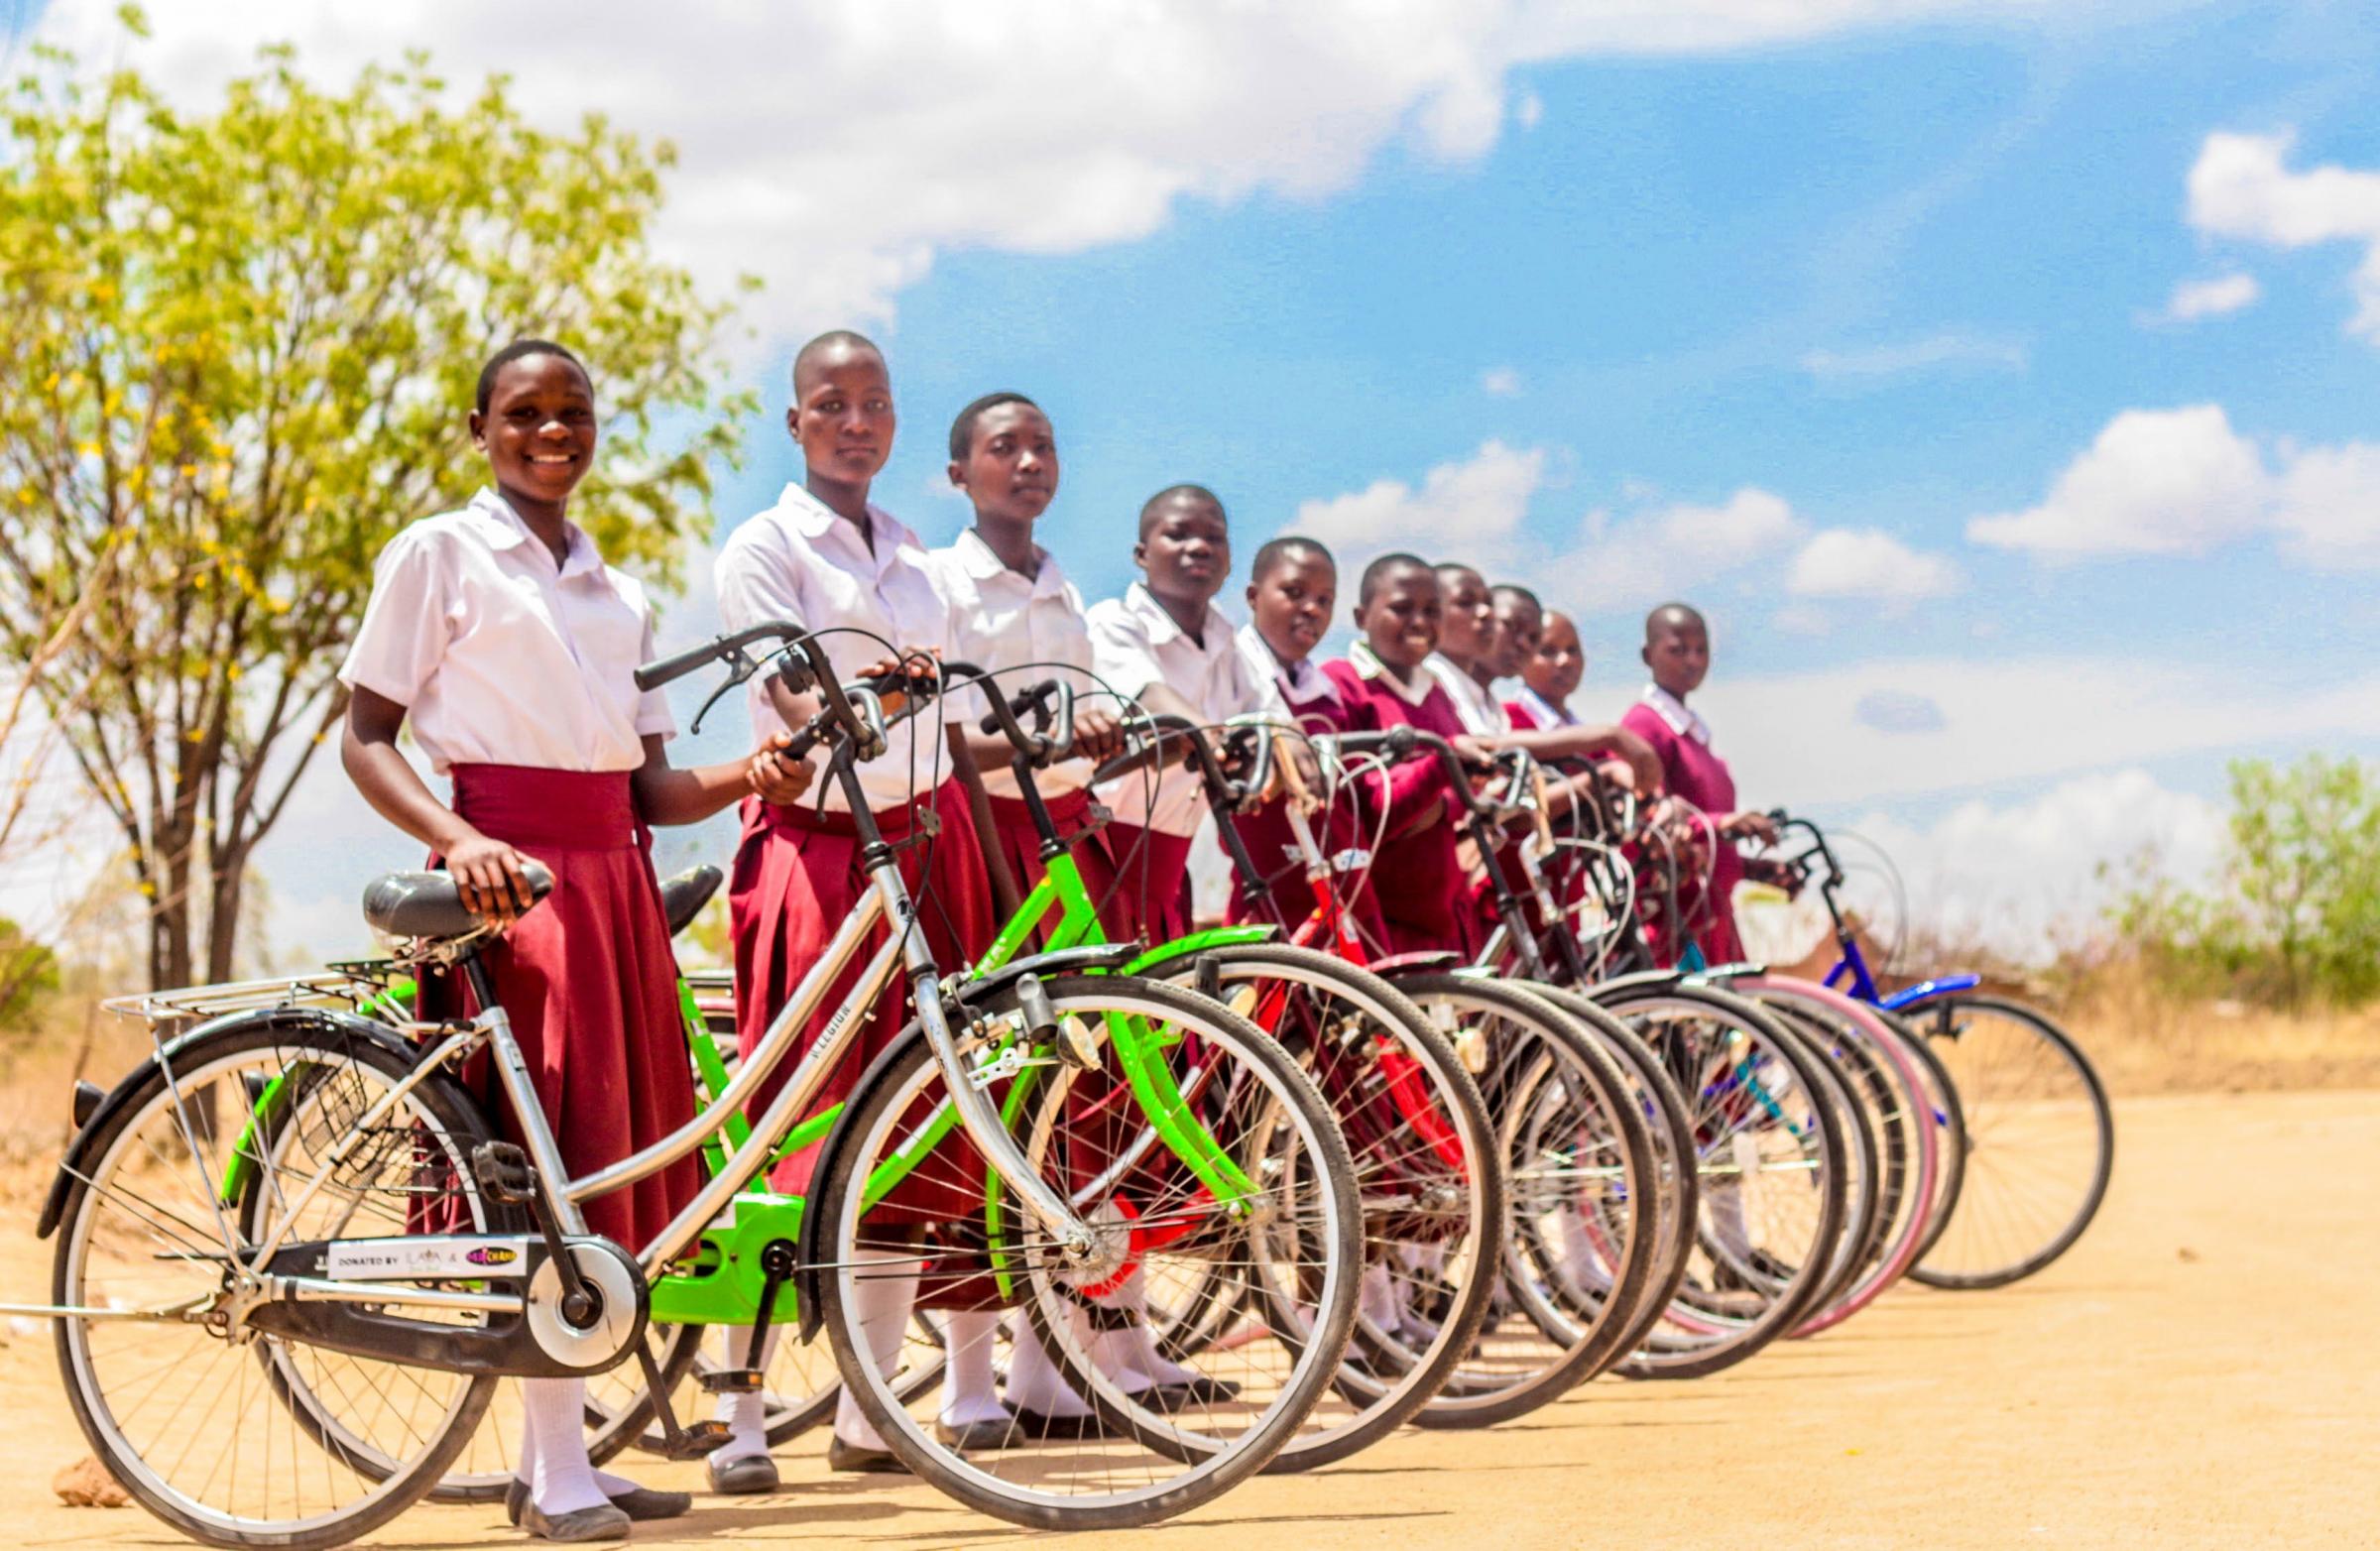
[814,974,1362,1530]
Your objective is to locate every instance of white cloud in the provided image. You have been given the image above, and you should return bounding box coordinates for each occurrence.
[1514,90,1545,130]
[2187,128,2380,341]
[35,1,2082,336]
[1674,654,2380,811]
[2161,272,2261,321]
[1551,487,1808,612]
[1969,403,2380,568]
[1966,405,2271,558]
[1786,527,1961,602]
[1810,770,2227,964]
[2273,440,2380,571]
[1293,438,1549,572]
[1480,366,1523,397]
[1799,330,2027,383]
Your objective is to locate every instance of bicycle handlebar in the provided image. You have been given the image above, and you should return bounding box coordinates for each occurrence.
[952,667,1078,770]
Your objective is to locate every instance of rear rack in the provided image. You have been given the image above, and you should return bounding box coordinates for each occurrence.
[101,970,392,1028]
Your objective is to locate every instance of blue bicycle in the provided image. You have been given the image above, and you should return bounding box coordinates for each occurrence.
[1768,812,2114,1290]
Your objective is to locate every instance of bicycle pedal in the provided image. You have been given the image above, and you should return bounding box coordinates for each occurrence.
[662,1420,734,1460]
[699,1368,767,1395]
[470,1141,536,1204]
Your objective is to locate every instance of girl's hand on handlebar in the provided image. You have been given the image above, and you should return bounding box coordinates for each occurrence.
[1724,809,1779,846]
[1072,704,1127,765]
[748,730,814,805]
[1611,727,1664,799]
[446,830,537,922]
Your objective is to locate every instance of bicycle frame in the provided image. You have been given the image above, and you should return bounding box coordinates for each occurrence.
[217,714,1106,1349]
[1776,815,1981,1014]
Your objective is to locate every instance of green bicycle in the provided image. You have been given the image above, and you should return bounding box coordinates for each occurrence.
[40,623,1363,1543]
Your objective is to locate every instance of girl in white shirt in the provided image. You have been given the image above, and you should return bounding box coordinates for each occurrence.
[710,332,998,1483]
[1085,485,1260,942]
[340,340,807,1541]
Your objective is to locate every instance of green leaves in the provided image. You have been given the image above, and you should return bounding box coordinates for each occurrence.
[2111,755,2380,1010]
[0,31,753,986]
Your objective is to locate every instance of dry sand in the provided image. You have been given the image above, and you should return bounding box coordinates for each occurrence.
[0,1089,2370,1549]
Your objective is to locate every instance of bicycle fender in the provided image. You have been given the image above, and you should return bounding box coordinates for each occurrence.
[1368,950,1462,975]
[1879,974,1982,1012]
[1582,967,1688,998]
[968,942,1138,1000]
[1123,925,1277,978]
[37,1006,443,1240]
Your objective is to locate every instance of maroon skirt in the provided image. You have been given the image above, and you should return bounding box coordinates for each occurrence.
[420,765,700,1250]
[985,787,1120,945]
[729,779,993,1199]
[1098,819,1194,946]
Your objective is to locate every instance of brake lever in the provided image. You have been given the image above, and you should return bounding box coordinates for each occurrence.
[687,645,764,736]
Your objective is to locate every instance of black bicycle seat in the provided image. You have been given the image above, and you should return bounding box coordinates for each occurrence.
[658,864,723,937]
[362,863,555,940]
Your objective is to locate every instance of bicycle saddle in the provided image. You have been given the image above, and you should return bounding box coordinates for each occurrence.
[658,863,723,937]
[362,863,555,939]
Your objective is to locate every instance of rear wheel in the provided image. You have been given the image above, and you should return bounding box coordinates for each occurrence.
[53,1016,508,1549]
[1909,996,2112,1289]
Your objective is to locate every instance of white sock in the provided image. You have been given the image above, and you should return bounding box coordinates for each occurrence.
[832,1248,918,1451]
[1093,1269,1200,1389]
[522,1377,609,1517]
[1002,1304,1095,1417]
[938,1310,1009,1427]
[512,1382,539,1485]
[1360,1260,1399,1334]
[709,1322,782,1466]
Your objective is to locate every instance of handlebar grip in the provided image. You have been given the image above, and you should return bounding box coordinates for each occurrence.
[633,619,807,692]
[635,638,732,693]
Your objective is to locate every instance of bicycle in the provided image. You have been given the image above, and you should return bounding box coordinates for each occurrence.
[1767,810,2114,1290]
[38,620,1364,1544]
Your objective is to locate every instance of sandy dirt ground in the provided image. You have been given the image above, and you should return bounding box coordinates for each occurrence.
[0,1088,2371,1550]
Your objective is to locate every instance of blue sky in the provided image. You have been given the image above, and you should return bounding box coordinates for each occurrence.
[15,0,2380,960]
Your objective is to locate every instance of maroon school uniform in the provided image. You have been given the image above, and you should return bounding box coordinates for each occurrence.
[1321,646,1478,958]
[1230,626,1389,947]
[339,491,699,1251]
[1622,686,1746,966]
[716,487,996,1206]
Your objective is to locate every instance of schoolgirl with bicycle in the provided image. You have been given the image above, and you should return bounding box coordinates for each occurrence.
[338,339,808,1541]
[711,330,997,1485]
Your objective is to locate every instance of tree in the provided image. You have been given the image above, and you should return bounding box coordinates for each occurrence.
[2113,754,2380,1009]
[0,16,754,989]
[2223,755,2380,1008]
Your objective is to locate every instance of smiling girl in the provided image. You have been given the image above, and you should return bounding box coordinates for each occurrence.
[340,339,807,1542]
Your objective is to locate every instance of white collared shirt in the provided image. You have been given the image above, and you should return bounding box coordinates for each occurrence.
[714,482,961,812]
[1346,639,1438,709]
[1087,581,1259,836]
[924,527,1097,797]
[1236,623,1330,720]
[1426,653,1511,736]
[340,489,671,775]
[1640,683,1712,746]
[1513,685,1576,730]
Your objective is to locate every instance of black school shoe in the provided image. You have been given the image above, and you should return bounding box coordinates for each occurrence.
[1147,1374,1242,1408]
[507,1478,694,1527]
[706,1451,780,1494]
[520,1500,631,1543]
[1001,1403,1120,1440]
[826,1434,911,1475]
